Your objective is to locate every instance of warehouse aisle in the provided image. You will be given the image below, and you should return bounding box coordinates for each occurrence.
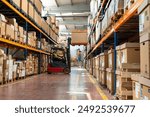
[0,67,112,100]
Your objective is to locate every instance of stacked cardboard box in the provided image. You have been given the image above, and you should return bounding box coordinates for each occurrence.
[21,0,28,14]
[0,49,5,82]
[131,2,150,100]
[106,49,115,94]
[0,14,7,37]
[25,54,38,75]
[14,61,26,78]
[28,31,36,47]
[95,55,100,81]
[34,0,42,15]
[18,26,26,44]
[99,52,108,86]
[116,43,140,100]
[41,55,48,73]
[6,18,19,41]
[92,57,96,77]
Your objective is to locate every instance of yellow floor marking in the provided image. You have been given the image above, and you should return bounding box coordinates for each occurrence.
[89,75,108,100]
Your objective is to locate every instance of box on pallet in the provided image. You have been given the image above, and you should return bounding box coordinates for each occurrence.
[140,33,150,79]
[116,74,133,100]
[132,74,150,100]
[102,10,108,35]
[21,0,28,14]
[117,43,140,69]
[107,0,115,26]
[106,68,114,94]
[100,52,108,69]
[28,2,34,19]
[108,49,114,68]
[34,11,42,27]
[96,21,101,42]
[34,0,42,15]
[12,0,20,8]
[139,5,150,36]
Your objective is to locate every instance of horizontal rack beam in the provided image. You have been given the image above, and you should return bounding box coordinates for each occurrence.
[0,38,50,55]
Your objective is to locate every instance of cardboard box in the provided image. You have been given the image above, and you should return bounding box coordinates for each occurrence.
[0,56,3,65]
[139,5,150,36]
[6,24,15,39]
[12,0,21,7]
[120,43,140,65]
[108,49,114,68]
[34,0,42,14]
[140,33,150,78]
[28,2,34,19]
[142,85,150,100]
[21,0,28,14]
[50,16,56,24]
[0,21,6,36]
[96,21,101,42]
[100,52,108,69]
[106,69,114,94]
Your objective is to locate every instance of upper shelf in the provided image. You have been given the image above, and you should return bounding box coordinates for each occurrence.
[87,0,144,58]
[1,0,57,45]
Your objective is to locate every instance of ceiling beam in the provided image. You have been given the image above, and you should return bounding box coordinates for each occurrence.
[59,20,87,25]
[44,4,90,13]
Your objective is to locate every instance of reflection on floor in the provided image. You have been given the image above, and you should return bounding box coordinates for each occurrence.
[0,67,113,100]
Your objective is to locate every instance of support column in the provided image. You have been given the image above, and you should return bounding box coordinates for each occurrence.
[113,31,118,95]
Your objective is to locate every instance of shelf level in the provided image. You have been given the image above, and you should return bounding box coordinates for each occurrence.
[0,38,50,55]
[1,0,57,45]
[87,0,144,58]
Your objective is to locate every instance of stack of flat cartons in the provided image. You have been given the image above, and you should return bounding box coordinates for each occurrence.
[116,43,140,100]
[28,31,37,47]
[18,26,26,44]
[0,14,7,37]
[15,61,26,78]
[6,18,19,41]
[99,52,108,86]
[41,55,48,73]
[132,1,150,100]
[106,49,114,94]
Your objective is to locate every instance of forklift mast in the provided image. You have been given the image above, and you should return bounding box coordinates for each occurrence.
[67,37,71,72]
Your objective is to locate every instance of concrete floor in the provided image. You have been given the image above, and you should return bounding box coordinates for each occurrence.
[0,67,113,100]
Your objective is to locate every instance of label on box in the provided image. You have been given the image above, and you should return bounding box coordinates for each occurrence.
[139,13,145,33]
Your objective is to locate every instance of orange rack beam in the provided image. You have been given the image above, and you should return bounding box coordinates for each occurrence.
[87,0,144,57]
[0,38,50,55]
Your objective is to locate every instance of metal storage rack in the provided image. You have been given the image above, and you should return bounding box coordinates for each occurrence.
[0,0,58,74]
[86,0,144,94]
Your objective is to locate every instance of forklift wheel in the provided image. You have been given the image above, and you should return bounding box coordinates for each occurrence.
[63,68,70,74]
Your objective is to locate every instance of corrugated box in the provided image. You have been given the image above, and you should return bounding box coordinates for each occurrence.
[116,45,121,69]
[138,0,150,14]
[6,24,15,39]
[34,0,42,14]
[140,33,150,79]
[28,2,34,19]
[96,21,101,41]
[142,85,150,100]
[50,16,56,24]
[108,0,115,26]
[120,43,140,66]
[131,74,142,100]
[21,0,28,14]
[100,52,108,69]
[12,0,20,7]
[102,10,108,34]
[139,5,150,36]
[108,49,114,68]
[106,68,114,94]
